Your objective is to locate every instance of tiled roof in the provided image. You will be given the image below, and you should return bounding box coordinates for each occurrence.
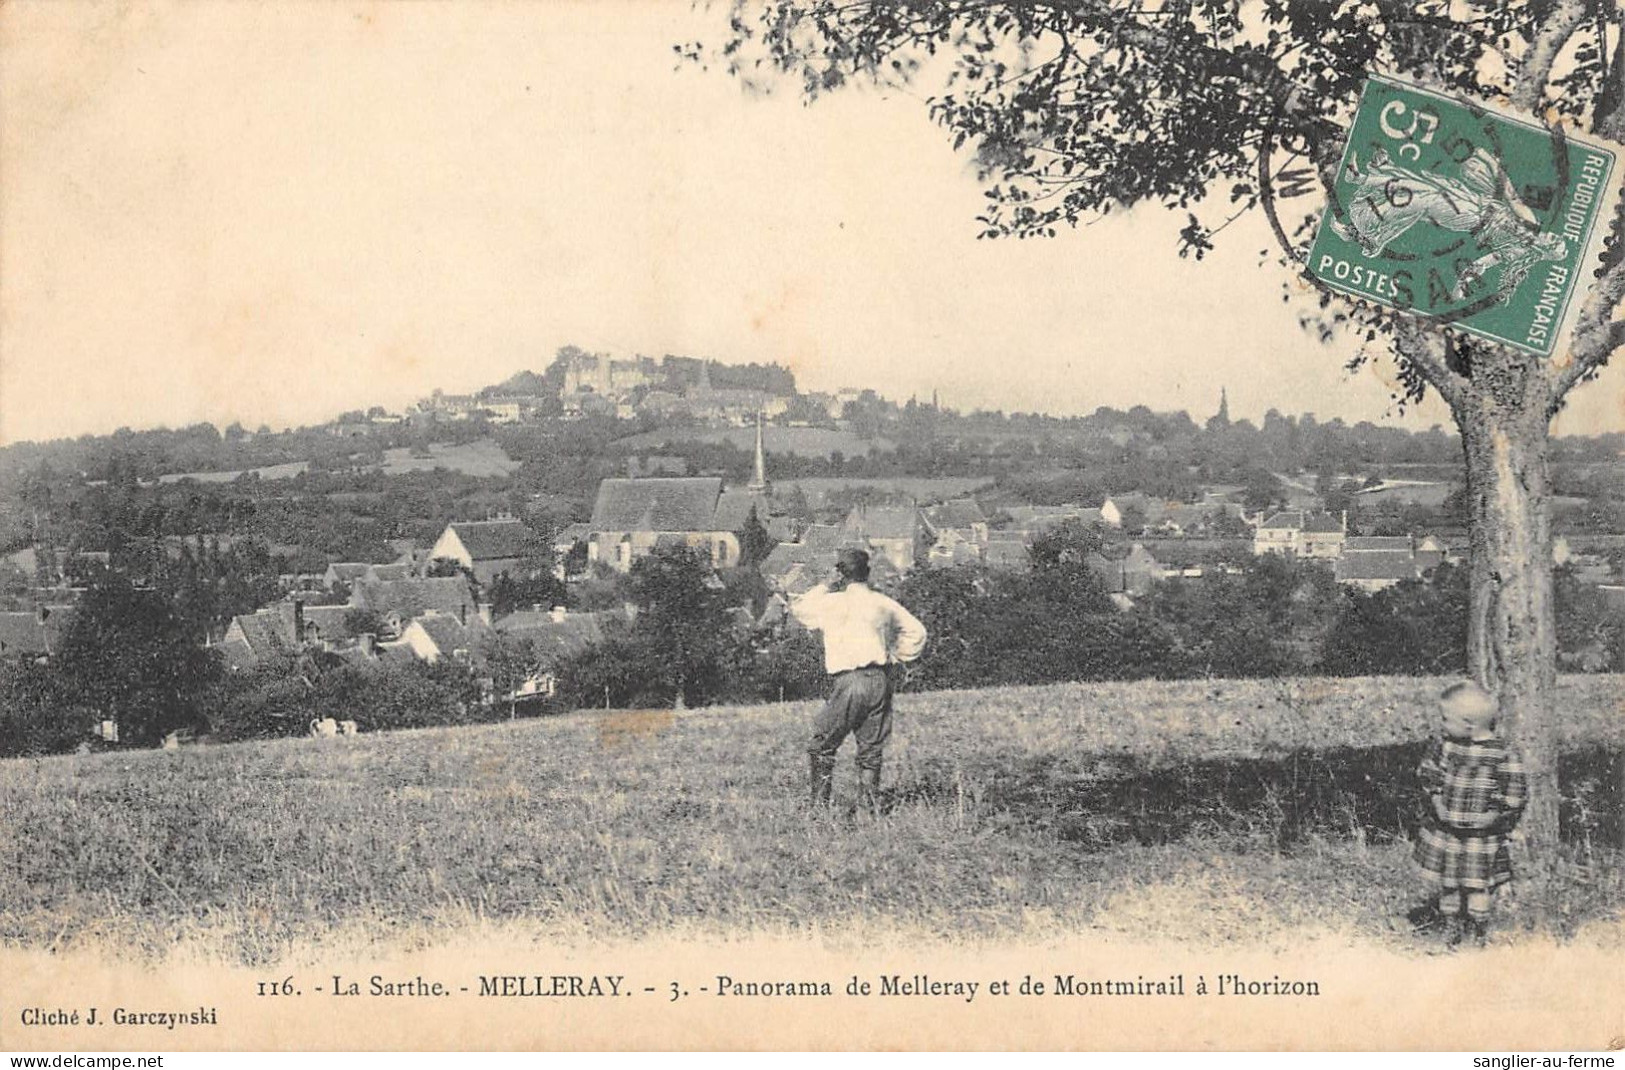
[983,542,1032,570]
[922,498,987,533]
[1258,510,1343,534]
[495,610,616,668]
[366,563,413,582]
[1302,513,1346,534]
[761,541,828,577]
[326,562,373,582]
[712,488,766,533]
[800,524,845,552]
[217,637,260,672]
[1259,510,1304,530]
[350,576,475,619]
[412,616,470,655]
[411,614,486,658]
[302,605,354,641]
[1160,503,1243,528]
[1336,550,1419,582]
[375,640,418,667]
[227,609,291,656]
[843,505,919,541]
[590,478,724,532]
[446,520,535,560]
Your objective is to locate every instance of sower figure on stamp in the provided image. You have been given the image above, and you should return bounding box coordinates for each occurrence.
[789,548,927,812]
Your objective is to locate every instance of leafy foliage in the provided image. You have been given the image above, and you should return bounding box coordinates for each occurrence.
[51,572,221,746]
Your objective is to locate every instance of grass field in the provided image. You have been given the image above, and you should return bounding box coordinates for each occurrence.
[378,438,521,478]
[2,676,1621,966]
[157,461,311,484]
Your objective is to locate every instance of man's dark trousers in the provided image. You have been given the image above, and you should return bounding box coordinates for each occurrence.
[808,665,892,806]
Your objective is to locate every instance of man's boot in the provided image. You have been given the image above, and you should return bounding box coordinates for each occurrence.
[856,764,882,815]
[809,754,835,807]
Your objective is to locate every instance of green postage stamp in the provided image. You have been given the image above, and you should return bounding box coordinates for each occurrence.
[1308,75,1622,357]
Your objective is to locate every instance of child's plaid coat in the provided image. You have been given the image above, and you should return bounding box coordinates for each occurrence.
[1414,735,1528,891]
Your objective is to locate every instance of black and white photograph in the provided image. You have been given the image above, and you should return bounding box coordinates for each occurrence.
[1,0,1623,1053]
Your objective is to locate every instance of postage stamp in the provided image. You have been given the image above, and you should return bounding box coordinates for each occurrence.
[1307,75,1622,357]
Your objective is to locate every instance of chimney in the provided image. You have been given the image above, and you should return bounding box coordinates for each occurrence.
[550,605,568,623]
[292,598,306,644]
[477,602,493,627]
[458,602,468,626]
[359,633,375,657]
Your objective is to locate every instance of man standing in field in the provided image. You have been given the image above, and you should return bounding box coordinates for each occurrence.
[789,548,928,811]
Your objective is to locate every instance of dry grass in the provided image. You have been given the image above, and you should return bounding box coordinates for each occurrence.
[2,675,1620,965]
[378,438,521,478]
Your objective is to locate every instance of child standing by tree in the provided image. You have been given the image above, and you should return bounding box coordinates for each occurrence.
[1409,681,1528,947]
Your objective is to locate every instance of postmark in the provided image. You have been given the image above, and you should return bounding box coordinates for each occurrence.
[1302,75,1621,357]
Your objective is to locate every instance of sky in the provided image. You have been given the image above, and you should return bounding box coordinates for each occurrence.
[2,1,1621,446]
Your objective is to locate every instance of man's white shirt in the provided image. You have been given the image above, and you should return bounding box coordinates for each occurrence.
[789,582,928,674]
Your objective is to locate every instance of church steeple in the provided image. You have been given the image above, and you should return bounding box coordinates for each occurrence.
[1206,387,1232,433]
[748,410,770,493]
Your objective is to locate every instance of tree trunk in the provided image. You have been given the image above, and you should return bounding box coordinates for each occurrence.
[1455,384,1559,876]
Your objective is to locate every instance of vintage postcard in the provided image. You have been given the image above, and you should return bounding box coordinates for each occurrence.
[2,0,1623,1054]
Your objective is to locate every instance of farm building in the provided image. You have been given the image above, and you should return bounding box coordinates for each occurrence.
[586,477,746,572]
[1253,510,1346,558]
[218,600,358,669]
[983,530,1034,573]
[430,518,539,584]
[1328,535,1454,591]
[397,612,489,663]
[841,504,927,576]
[323,562,374,588]
[922,498,989,543]
[493,606,623,695]
[1335,550,1420,591]
[1148,502,1249,537]
[926,528,984,569]
[348,576,479,637]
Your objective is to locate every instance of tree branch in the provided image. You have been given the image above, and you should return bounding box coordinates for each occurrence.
[1551,253,1625,405]
[1391,317,1470,410]
[1510,0,1588,113]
